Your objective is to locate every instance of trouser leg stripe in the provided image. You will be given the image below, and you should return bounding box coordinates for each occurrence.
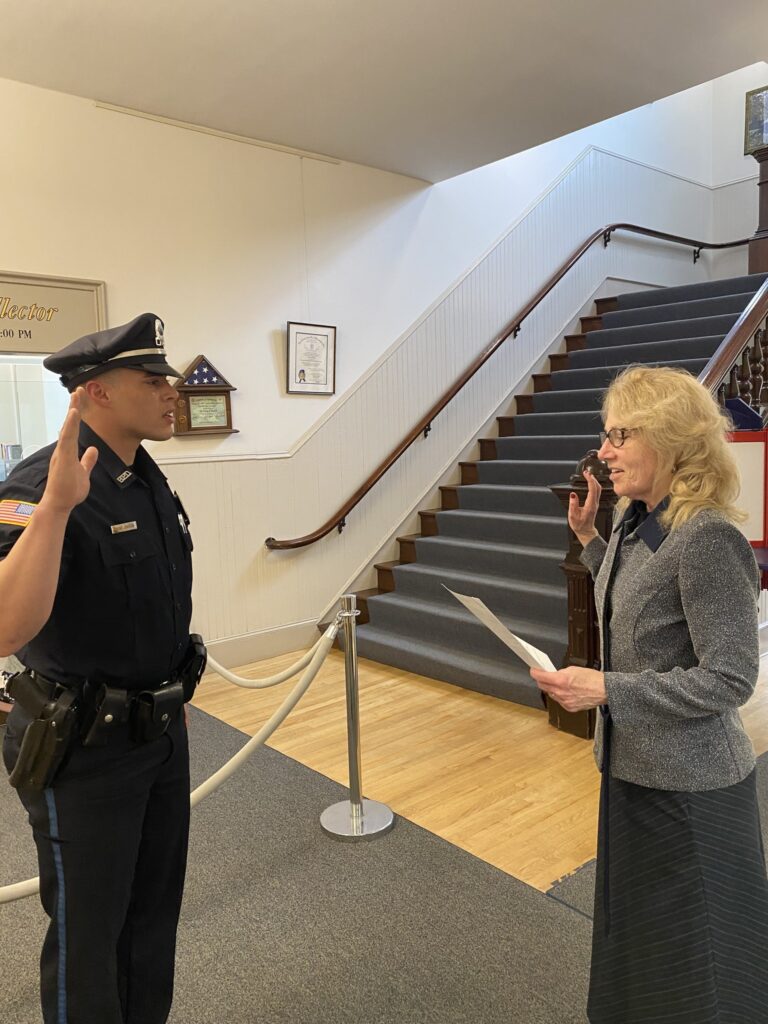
[44,789,67,1024]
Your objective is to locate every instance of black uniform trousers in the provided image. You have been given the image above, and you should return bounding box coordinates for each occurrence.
[3,706,190,1024]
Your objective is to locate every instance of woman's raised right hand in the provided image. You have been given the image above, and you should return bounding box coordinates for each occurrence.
[568,469,602,546]
[40,389,99,515]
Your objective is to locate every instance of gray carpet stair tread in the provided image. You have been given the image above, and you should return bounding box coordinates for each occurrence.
[412,535,565,584]
[584,313,737,347]
[566,335,721,370]
[493,435,599,460]
[365,591,569,647]
[511,410,602,436]
[362,592,568,665]
[549,357,708,389]
[601,291,756,328]
[435,510,565,529]
[355,624,548,707]
[614,272,767,310]
[415,535,565,562]
[391,560,565,598]
[530,388,605,413]
[474,459,579,484]
[434,510,568,548]
[390,562,566,622]
[454,484,564,515]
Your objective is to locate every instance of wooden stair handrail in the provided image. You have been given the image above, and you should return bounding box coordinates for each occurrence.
[698,275,768,395]
[265,223,749,550]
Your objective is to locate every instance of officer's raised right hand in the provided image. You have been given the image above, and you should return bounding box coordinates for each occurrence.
[568,469,601,547]
[40,388,99,514]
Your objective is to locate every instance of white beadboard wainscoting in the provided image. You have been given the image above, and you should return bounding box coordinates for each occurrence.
[159,147,746,664]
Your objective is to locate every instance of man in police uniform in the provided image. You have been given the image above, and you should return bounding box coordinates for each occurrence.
[0,313,201,1024]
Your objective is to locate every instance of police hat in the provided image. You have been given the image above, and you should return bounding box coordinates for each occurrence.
[44,313,183,390]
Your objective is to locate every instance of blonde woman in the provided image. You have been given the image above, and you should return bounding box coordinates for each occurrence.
[531,365,768,1023]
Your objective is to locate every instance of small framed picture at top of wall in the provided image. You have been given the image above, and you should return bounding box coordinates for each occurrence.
[286,321,336,395]
[744,84,768,155]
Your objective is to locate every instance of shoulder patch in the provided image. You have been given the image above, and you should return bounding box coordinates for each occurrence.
[0,499,38,528]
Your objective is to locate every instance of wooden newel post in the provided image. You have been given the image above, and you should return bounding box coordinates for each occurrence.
[749,146,768,275]
[549,453,616,740]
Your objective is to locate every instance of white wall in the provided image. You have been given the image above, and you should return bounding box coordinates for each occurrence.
[1,65,765,464]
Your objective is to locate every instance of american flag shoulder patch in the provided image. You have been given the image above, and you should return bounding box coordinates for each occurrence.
[0,499,39,528]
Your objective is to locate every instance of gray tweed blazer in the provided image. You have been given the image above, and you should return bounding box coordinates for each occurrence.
[581,506,760,791]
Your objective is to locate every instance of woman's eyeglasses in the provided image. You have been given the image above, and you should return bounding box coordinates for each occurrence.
[599,428,635,448]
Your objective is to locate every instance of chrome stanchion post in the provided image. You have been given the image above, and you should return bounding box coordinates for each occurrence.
[320,594,395,842]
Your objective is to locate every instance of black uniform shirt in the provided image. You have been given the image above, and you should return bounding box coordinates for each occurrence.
[0,422,193,688]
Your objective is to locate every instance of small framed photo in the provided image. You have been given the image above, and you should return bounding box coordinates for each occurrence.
[744,84,768,156]
[286,321,336,395]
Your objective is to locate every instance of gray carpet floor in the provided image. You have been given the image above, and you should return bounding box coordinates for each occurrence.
[1,707,592,1024]
[546,751,768,919]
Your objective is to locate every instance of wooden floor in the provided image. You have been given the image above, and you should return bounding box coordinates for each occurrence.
[193,648,768,894]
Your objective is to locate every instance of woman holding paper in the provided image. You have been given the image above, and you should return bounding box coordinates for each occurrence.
[531,365,768,1024]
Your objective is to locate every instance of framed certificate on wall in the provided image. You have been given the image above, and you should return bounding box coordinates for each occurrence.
[286,321,336,395]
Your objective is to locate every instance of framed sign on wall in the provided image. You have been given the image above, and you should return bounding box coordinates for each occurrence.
[0,270,106,355]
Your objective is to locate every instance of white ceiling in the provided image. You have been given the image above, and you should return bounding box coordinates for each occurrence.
[1,0,766,182]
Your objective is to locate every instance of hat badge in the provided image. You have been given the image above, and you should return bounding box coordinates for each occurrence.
[154,319,164,348]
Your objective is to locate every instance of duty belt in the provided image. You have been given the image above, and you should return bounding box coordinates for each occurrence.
[6,635,207,790]
[9,671,187,747]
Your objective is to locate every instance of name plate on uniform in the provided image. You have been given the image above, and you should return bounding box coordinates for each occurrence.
[111,521,138,534]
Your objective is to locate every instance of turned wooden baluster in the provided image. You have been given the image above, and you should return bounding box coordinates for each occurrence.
[749,332,764,413]
[738,348,753,405]
[759,328,768,415]
[717,383,728,409]
[727,364,740,400]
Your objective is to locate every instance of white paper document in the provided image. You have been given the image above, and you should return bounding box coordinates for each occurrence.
[445,587,557,673]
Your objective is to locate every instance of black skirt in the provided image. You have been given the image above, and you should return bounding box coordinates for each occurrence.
[588,767,768,1023]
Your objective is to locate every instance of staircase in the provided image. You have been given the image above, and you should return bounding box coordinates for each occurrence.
[350,272,768,709]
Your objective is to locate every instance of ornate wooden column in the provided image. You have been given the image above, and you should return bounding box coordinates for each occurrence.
[749,146,768,274]
[549,454,616,739]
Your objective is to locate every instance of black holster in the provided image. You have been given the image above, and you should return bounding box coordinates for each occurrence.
[179,634,207,702]
[6,673,80,791]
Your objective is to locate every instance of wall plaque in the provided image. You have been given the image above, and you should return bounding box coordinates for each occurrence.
[174,355,238,436]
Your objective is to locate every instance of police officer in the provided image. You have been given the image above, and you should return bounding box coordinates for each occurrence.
[0,313,201,1024]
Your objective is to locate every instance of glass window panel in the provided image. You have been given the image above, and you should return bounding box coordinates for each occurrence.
[0,354,67,480]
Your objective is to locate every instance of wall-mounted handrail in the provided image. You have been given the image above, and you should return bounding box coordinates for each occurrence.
[698,275,768,395]
[265,223,749,550]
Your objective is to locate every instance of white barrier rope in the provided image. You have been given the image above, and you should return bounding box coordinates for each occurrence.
[0,620,340,905]
[205,635,324,689]
[191,624,337,806]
